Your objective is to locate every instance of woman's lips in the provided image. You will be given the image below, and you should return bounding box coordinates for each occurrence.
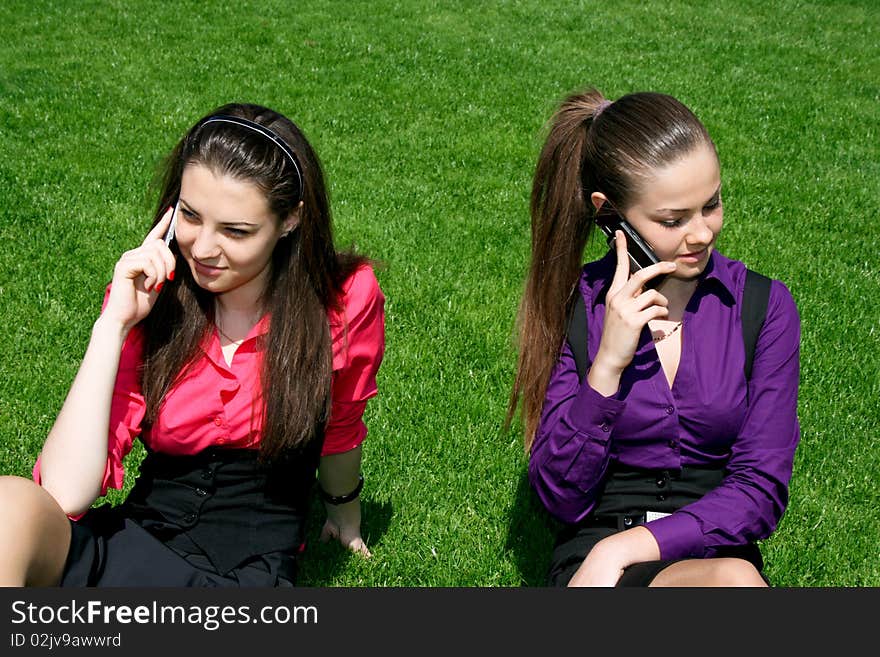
[193,260,226,277]
[677,248,708,263]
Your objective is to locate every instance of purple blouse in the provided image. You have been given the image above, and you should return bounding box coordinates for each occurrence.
[529,251,801,561]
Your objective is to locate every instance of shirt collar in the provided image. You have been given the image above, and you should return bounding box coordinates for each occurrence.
[588,250,735,308]
[199,313,271,369]
[696,251,736,304]
[587,251,616,309]
[251,313,271,338]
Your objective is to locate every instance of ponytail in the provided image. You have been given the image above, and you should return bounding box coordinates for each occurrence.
[507,86,715,452]
[506,89,607,450]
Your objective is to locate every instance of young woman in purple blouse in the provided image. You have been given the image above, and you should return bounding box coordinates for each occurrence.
[508,88,801,586]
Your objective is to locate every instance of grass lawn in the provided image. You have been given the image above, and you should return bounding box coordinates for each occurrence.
[0,0,877,586]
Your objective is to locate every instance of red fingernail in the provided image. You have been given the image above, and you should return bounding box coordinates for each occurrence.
[168,270,175,281]
[156,282,164,293]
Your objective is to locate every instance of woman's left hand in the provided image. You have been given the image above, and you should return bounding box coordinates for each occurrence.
[320,500,371,557]
[567,547,627,587]
[567,526,661,587]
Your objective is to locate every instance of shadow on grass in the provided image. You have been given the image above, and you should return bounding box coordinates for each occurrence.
[297,497,393,585]
[505,466,561,586]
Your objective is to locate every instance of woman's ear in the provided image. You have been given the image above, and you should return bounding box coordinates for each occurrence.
[281,201,303,237]
[590,192,608,212]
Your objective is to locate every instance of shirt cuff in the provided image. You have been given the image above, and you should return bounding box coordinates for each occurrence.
[321,401,369,456]
[567,381,627,437]
[645,512,706,561]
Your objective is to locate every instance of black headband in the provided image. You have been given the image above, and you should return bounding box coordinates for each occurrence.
[199,114,304,203]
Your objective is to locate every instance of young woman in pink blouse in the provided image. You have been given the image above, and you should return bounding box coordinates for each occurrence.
[0,104,385,586]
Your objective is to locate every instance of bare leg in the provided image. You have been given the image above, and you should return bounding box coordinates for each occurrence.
[649,557,768,587]
[0,476,72,586]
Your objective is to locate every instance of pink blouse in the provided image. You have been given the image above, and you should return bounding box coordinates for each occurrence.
[34,265,385,497]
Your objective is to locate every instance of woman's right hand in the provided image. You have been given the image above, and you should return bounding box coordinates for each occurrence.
[101,206,177,333]
[589,231,676,387]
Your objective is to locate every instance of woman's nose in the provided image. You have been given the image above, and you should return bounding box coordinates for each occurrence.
[191,228,220,260]
[686,214,715,247]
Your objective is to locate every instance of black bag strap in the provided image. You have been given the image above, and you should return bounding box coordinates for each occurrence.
[566,291,589,382]
[741,269,771,381]
[566,268,772,383]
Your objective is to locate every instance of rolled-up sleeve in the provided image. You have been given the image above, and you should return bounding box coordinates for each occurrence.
[529,339,627,524]
[646,280,801,560]
[323,266,386,456]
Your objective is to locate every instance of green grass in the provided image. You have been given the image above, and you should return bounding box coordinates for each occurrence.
[1,0,877,586]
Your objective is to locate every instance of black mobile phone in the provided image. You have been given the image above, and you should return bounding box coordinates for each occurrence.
[596,212,667,289]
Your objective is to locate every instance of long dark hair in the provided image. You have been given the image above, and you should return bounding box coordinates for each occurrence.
[507,88,714,451]
[141,103,368,461]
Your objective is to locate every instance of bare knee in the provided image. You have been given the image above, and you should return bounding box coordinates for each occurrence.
[706,558,767,587]
[0,476,71,586]
[0,476,65,522]
[0,476,47,520]
[650,557,767,587]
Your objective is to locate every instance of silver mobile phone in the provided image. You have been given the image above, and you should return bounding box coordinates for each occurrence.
[164,199,179,247]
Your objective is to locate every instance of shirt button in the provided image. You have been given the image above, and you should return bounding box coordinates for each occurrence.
[201,469,214,480]
[623,517,633,527]
[217,437,228,444]
[195,488,207,497]
[214,417,223,426]
[665,406,674,415]
[183,513,196,523]
[599,422,610,432]
[656,478,666,488]
[657,493,667,501]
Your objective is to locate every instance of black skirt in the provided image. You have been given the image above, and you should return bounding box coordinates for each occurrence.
[62,505,297,587]
[546,465,767,587]
[60,446,316,587]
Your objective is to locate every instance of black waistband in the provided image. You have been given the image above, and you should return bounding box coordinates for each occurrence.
[123,446,319,575]
[588,512,651,531]
[589,464,725,519]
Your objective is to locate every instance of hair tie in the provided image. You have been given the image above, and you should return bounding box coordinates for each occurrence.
[594,99,612,118]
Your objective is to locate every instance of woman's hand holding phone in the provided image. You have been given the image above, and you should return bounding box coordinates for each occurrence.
[100,206,177,334]
[587,231,676,397]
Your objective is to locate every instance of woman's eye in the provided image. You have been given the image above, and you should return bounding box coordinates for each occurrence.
[225,228,248,237]
[180,209,199,223]
[661,219,682,229]
[704,198,721,211]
